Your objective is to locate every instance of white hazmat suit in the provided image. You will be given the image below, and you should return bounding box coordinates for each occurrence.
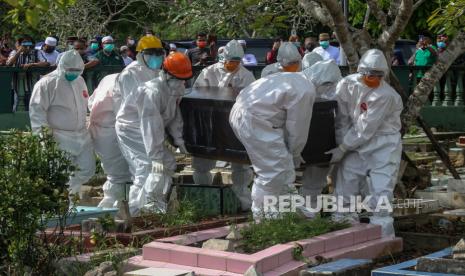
[261,42,302,78]
[29,50,95,201]
[88,73,132,208]
[302,52,323,71]
[299,60,342,215]
[193,40,256,210]
[112,53,160,114]
[116,71,185,215]
[333,49,403,237]
[229,72,316,218]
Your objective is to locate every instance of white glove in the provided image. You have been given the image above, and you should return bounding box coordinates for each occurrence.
[178,143,188,154]
[293,155,306,168]
[325,145,347,163]
[152,161,164,174]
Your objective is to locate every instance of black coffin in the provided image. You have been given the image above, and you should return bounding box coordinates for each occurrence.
[180,87,337,165]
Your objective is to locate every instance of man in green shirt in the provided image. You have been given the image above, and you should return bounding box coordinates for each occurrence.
[94,36,124,66]
[409,37,437,78]
[91,35,124,83]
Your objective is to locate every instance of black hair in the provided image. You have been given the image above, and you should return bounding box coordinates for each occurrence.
[16,35,35,44]
[197,32,207,38]
[75,38,87,45]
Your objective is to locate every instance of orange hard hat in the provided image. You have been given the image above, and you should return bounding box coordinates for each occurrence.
[163,52,193,80]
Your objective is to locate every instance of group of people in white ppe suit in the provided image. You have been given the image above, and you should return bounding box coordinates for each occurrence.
[230,47,402,237]
[191,40,256,211]
[29,35,193,216]
[29,32,402,237]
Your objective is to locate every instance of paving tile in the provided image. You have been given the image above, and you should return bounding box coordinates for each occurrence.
[351,224,370,244]
[252,245,283,272]
[321,236,403,260]
[198,249,231,271]
[276,244,295,266]
[366,224,382,241]
[142,242,175,262]
[227,252,260,274]
[270,260,306,276]
[297,238,325,257]
[169,245,201,267]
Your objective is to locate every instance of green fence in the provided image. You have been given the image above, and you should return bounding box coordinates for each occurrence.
[1,65,465,131]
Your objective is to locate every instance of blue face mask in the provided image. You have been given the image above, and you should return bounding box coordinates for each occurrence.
[90,43,99,51]
[437,41,446,49]
[64,71,80,81]
[320,41,330,49]
[145,55,164,70]
[103,44,114,52]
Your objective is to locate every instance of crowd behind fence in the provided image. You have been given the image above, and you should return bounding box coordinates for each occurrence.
[0,65,464,113]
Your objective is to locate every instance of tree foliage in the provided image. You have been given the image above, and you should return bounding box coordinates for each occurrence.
[348,0,443,39]
[428,0,465,35]
[155,0,321,39]
[36,0,165,44]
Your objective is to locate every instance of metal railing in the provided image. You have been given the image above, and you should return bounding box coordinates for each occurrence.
[0,64,464,112]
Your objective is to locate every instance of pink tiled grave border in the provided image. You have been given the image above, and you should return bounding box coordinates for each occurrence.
[127,223,403,275]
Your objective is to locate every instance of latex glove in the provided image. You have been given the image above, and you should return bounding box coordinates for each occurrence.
[293,155,306,168]
[152,161,164,174]
[325,145,347,163]
[178,143,188,154]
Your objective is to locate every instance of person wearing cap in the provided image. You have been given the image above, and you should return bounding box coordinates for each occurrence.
[7,35,48,111]
[91,35,124,83]
[193,40,256,211]
[116,52,192,215]
[328,49,402,237]
[120,45,134,66]
[94,36,124,67]
[39,37,59,66]
[261,42,302,77]
[312,33,340,64]
[238,40,257,66]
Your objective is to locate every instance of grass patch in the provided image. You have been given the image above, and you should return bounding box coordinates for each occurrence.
[138,199,207,229]
[240,213,349,253]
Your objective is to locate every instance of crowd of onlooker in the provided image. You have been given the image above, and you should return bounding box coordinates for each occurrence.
[0,34,139,69]
[0,31,461,71]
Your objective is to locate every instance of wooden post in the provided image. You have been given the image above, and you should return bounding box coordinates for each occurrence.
[417,116,461,179]
[455,71,464,106]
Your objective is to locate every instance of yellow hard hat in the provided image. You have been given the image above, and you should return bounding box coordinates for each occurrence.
[136,35,163,52]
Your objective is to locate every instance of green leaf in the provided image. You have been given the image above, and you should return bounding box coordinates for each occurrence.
[4,0,19,7]
[25,9,39,27]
